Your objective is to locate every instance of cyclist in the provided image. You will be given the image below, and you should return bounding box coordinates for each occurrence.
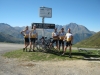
[49,28,59,50]
[62,28,73,58]
[59,28,66,52]
[29,25,38,52]
[21,26,30,51]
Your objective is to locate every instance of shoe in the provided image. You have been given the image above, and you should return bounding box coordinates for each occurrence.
[62,53,65,56]
[69,55,72,58]
[23,48,25,52]
[33,49,35,52]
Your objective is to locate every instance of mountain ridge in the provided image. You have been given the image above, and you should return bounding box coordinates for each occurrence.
[0,23,96,44]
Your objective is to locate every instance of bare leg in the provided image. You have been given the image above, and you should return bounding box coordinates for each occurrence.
[62,44,64,52]
[29,42,33,51]
[24,42,29,51]
[25,42,29,48]
[24,40,27,48]
[33,43,36,50]
[25,41,27,47]
[56,41,58,50]
[49,43,52,48]
[69,45,72,56]
[32,40,36,51]
[62,46,67,55]
[23,40,26,51]
[59,44,61,52]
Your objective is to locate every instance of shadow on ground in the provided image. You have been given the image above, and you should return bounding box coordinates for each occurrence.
[25,48,100,60]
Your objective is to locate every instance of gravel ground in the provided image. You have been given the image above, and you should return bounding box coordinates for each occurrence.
[0,43,100,75]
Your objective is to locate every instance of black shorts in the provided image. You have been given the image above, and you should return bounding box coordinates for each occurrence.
[59,40,64,45]
[25,38,29,43]
[30,38,36,43]
[66,41,72,46]
[51,40,58,44]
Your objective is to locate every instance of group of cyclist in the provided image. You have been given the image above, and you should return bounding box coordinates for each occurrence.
[21,25,38,52]
[21,24,73,57]
[50,27,73,57]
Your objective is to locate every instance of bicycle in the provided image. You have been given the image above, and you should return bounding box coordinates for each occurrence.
[35,37,56,52]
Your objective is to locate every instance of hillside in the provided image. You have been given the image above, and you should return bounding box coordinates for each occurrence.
[74,31,100,48]
[0,23,23,39]
[0,32,23,43]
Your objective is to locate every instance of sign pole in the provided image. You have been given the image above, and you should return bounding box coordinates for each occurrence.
[39,6,52,37]
[42,17,45,37]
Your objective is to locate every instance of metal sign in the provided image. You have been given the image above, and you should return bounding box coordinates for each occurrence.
[32,23,43,28]
[32,23,55,29]
[43,23,55,29]
[39,7,52,18]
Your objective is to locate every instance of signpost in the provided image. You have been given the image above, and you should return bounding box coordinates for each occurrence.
[32,23,55,29]
[39,6,52,37]
[39,7,52,18]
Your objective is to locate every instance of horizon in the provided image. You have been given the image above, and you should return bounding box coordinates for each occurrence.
[0,22,99,32]
[0,0,100,32]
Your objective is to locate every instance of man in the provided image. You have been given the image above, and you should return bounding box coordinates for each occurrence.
[29,25,38,52]
[21,26,30,52]
[59,28,66,52]
[49,28,59,49]
[62,28,73,58]
[50,28,59,49]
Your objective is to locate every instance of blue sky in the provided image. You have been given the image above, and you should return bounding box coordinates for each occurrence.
[0,0,100,32]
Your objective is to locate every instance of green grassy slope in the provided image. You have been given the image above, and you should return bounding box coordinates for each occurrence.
[74,31,100,48]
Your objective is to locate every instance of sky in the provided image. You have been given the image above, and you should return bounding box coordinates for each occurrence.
[0,0,100,32]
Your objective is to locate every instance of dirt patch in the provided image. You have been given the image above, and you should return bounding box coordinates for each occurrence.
[0,56,100,75]
[19,63,36,67]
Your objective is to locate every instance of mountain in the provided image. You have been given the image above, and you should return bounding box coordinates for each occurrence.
[74,31,100,48]
[0,23,23,39]
[0,23,96,44]
[0,32,23,43]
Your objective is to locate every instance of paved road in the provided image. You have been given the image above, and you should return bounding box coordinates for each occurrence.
[0,43,24,54]
[0,42,99,54]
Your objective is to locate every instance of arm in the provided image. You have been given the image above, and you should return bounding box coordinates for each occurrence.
[52,32,57,38]
[20,30,25,36]
[63,35,67,41]
[52,32,54,38]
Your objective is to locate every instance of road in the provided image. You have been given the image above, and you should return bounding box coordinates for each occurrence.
[0,43,24,54]
[0,42,99,54]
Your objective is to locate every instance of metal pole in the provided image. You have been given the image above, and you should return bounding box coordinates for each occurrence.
[42,17,45,37]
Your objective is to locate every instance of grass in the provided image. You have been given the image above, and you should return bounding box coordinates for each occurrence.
[74,32,100,48]
[2,49,100,61]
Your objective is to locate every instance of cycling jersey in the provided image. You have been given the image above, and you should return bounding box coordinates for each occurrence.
[52,32,59,40]
[59,32,66,40]
[65,33,73,41]
[24,30,30,38]
[30,29,37,38]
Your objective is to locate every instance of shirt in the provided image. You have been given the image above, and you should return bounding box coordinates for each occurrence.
[59,32,66,40]
[66,33,73,41]
[30,29,37,38]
